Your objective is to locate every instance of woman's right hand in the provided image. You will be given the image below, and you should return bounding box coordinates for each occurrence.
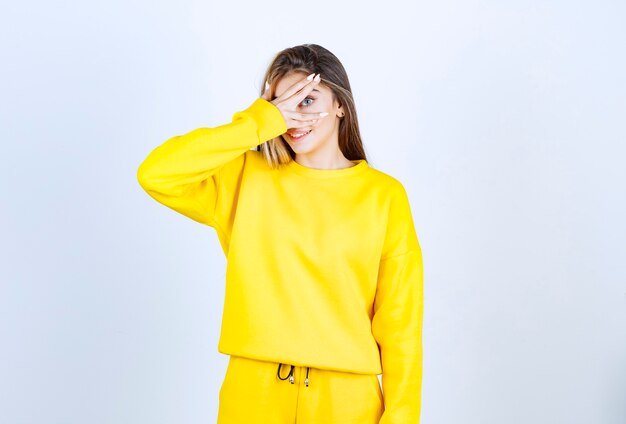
[261,73,329,130]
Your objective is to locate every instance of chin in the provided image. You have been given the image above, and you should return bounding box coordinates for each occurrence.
[283,139,312,154]
[289,144,311,154]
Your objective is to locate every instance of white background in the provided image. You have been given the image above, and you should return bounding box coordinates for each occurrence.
[1,1,625,423]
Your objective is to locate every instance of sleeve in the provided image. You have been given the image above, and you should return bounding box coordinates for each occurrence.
[371,182,424,424]
[136,97,287,235]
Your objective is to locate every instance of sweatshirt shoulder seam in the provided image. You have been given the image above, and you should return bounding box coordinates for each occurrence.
[380,249,419,262]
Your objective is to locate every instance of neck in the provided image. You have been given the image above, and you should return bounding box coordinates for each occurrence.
[294,152,355,170]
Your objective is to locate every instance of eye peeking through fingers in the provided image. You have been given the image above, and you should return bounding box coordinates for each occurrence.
[299,97,315,108]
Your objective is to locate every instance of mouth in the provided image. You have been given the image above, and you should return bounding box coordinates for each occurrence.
[287,129,312,141]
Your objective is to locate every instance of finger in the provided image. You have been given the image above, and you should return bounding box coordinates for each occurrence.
[284,111,328,128]
[286,120,319,130]
[289,77,321,104]
[286,115,325,129]
[293,111,328,121]
[274,73,317,102]
[284,112,328,127]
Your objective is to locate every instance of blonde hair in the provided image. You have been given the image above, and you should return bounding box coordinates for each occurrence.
[257,44,367,169]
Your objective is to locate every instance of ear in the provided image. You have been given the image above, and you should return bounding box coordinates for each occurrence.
[335,99,344,117]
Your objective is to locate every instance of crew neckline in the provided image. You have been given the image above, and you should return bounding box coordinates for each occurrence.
[285,158,369,179]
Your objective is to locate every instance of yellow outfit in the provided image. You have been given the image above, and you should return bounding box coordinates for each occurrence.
[137,97,424,423]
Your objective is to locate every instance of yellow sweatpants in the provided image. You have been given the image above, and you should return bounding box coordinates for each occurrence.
[217,355,384,423]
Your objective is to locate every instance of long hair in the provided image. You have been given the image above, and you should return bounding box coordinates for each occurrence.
[257,44,367,169]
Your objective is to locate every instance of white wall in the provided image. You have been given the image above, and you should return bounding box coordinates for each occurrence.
[1,0,624,423]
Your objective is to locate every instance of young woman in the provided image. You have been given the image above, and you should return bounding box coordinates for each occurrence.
[137,44,424,424]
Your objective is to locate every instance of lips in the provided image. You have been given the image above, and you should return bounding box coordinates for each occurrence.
[287,129,312,140]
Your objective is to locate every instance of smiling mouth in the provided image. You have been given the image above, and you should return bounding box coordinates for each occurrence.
[287,129,312,141]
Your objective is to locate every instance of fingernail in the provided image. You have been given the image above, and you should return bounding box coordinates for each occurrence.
[319,112,328,117]
[314,74,321,82]
[307,73,315,81]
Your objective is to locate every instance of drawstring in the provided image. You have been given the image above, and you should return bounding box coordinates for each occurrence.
[277,363,310,387]
[277,363,295,384]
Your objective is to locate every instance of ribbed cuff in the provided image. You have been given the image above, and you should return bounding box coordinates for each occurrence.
[240,98,288,143]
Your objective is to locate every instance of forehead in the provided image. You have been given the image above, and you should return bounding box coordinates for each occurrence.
[274,71,325,97]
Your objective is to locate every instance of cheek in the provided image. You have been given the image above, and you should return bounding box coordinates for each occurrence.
[317,115,336,131]
[312,120,330,136]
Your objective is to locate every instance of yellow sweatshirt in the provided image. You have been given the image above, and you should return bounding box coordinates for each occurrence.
[137,97,424,423]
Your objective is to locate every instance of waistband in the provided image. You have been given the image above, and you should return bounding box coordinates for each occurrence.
[276,362,311,387]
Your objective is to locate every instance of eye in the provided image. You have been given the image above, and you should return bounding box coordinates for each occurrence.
[300,97,315,107]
